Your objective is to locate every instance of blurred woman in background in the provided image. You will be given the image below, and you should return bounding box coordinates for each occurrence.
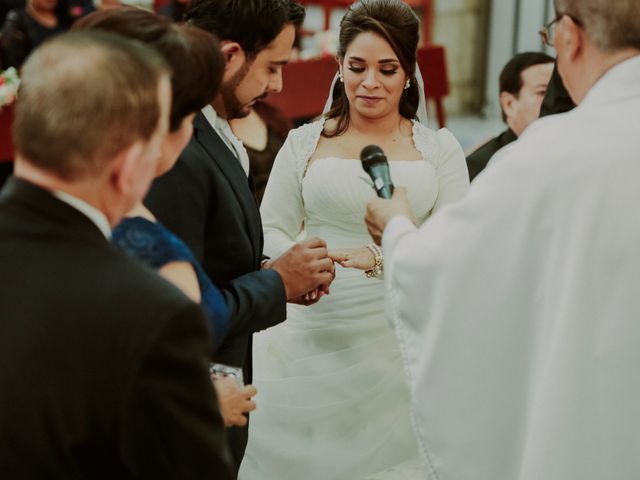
[0,0,71,69]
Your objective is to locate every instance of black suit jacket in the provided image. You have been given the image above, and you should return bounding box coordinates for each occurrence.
[0,178,234,479]
[540,64,576,118]
[145,111,287,467]
[466,128,518,182]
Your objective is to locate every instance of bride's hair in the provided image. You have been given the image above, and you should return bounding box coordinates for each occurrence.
[323,0,420,137]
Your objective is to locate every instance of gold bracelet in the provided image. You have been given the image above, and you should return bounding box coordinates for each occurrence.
[364,243,383,278]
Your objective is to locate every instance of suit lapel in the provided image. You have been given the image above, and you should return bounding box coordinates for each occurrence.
[193,113,262,265]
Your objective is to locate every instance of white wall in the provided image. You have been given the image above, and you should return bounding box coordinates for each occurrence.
[432,0,491,115]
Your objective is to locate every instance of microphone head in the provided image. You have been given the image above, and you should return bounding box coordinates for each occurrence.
[360,145,387,172]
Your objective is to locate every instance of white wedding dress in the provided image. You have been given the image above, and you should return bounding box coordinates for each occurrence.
[239,119,469,480]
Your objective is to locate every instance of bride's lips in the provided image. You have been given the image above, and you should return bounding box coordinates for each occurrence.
[357,96,383,105]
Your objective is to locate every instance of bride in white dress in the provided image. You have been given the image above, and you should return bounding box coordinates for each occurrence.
[240,1,469,478]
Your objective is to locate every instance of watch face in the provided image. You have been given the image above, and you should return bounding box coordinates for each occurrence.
[209,363,244,387]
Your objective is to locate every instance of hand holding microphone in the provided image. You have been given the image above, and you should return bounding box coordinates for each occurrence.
[361,145,414,245]
[360,144,394,199]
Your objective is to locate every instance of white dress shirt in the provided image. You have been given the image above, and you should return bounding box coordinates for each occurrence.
[201,104,250,176]
[53,190,111,239]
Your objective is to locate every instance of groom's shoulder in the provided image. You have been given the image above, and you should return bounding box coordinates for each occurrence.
[175,134,218,173]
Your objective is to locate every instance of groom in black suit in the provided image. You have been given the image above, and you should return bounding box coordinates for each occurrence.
[145,0,335,469]
[0,32,233,478]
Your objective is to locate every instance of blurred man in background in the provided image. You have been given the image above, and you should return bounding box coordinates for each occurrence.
[467,51,554,181]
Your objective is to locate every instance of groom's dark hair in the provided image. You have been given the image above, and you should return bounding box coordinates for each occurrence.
[74,7,225,132]
[185,0,305,60]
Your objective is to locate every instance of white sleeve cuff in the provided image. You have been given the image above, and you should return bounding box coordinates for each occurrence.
[382,216,417,258]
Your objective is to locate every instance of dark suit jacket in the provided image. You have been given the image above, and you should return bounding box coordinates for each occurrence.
[466,128,518,181]
[540,64,576,118]
[145,111,287,467]
[0,177,234,479]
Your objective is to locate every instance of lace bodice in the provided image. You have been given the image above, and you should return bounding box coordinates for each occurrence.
[286,119,439,184]
[261,118,470,258]
[302,158,436,246]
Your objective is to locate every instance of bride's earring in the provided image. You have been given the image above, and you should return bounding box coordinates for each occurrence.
[338,71,344,82]
[404,78,410,90]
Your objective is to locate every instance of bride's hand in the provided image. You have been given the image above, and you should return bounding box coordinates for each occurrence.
[328,247,375,271]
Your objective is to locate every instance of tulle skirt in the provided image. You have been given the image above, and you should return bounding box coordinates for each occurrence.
[239,266,426,479]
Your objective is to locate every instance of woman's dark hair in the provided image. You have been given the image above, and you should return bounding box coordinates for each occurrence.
[74,7,224,132]
[185,0,305,59]
[54,0,73,29]
[324,0,420,137]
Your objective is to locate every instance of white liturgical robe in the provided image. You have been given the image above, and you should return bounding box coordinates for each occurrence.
[383,55,640,480]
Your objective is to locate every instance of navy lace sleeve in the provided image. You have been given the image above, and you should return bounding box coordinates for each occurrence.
[112,217,229,350]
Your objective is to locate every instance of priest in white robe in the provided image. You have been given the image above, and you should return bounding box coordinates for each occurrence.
[364,1,640,479]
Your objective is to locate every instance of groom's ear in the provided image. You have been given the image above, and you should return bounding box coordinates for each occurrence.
[220,41,246,79]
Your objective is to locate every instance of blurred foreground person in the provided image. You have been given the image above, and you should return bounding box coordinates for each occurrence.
[366,0,640,478]
[0,31,233,478]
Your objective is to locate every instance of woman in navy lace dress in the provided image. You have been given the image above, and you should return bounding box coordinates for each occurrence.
[113,217,229,349]
[76,9,229,347]
[75,9,258,427]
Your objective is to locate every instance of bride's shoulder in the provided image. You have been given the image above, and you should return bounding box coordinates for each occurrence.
[412,121,462,163]
[279,118,325,178]
[287,118,325,145]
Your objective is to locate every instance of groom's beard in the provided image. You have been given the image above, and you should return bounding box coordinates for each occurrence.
[221,60,266,120]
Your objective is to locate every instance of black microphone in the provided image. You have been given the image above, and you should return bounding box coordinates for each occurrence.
[360,145,394,199]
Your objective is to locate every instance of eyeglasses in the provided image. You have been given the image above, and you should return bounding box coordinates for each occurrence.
[539,16,560,47]
[539,13,582,47]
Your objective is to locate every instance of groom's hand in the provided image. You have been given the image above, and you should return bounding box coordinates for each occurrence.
[365,187,414,245]
[269,238,335,301]
[288,283,330,305]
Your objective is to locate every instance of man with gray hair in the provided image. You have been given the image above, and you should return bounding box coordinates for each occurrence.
[364,1,640,479]
[0,31,234,478]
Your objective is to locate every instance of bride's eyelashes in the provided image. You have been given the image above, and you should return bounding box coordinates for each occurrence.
[347,65,399,76]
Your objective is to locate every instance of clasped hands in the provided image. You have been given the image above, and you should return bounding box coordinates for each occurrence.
[266,188,413,303]
[266,238,335,305]
[331,187,415,270]
[266,235,364,305]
